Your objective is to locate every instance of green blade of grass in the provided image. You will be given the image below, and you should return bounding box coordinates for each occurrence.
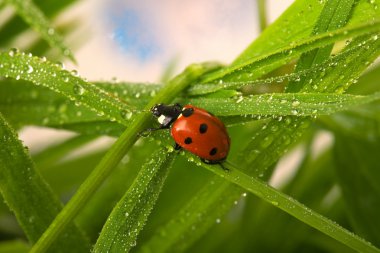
[0,0,77,47]
[29,62,221,253]
[256,0,267,32]
[0,240,29,253]
[286,0,356,92]
[0,113,90,252]
[334,136,380,247]
[190,92,380,117]
[233,0,379,65]
[139,176,242,253]
[198,159,380,253]
[0,51,138,126]
[239,34,380,175]
[0,79,161,129]
[94,150,175,252]
[235,0,325,64]
[320,101,380,140]
[76,139,158,242]
[33,134,98,170]
[201,20,380,83]
[4,0,76,62]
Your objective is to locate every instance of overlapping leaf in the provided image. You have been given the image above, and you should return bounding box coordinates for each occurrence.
[0,113,90,252]
[4,0,75,61]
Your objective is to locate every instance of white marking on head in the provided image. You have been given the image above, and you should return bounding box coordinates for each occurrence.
[158,115,166,124]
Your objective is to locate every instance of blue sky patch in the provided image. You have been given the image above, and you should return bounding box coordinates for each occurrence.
[106,8,160,62]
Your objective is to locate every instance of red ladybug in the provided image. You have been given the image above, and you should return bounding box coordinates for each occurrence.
[149,103,230,165]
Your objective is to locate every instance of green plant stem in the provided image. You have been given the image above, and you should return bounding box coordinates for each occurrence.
[203,161,380,253]
[29,63,220,253]
[256,0,267,32]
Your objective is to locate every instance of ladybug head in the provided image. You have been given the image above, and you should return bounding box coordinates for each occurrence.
[151,104,164,117]
[150,103,182,127]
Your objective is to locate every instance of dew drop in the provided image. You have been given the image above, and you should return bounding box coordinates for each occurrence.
[271,125,279,132]
[216,218,221,224]
[271,201,279,206]
[292,100,300,107]
[73,84,85,95]
[121,110,133,120]
[47,28,55,35]
[27,65,34,74]
[166,145,174,153]
[71,70,79,77]
[260,135,274,148]
[236,96,244,103]
[8,48,19,57]
[63,49,71,56]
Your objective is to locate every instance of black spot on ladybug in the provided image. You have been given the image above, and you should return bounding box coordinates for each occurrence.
[199,123,208,134]
[209,147,218,156]
[184,137,192,144]
[182,108,194,117]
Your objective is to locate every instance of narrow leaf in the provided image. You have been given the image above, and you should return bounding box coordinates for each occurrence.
[0,240,29,253]
[94,150,174,252]
[200,160,380,253]
[286,0,356,92]
[0,113,90,252]
[256,0,267,32]
[139,177,242,253]
[4,0,76,62]
[191,92,380,117]
[334,136,380,247]
[201,20,380,83]
[0,51,137,126]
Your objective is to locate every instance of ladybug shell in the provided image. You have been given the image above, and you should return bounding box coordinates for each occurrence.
[171,105,230,162]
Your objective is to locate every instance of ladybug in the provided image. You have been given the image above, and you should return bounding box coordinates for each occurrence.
[148,103,230,166]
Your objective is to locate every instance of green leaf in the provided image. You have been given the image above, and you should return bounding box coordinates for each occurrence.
[197,160,380,253]
[286,0,356,92]
[0,0,77,47]
[234,0,325,64]
[33,134,98,170]
[139,177,242,253]
[0,51,137,126]
[4,0,76,62]
[76,139,158,242]
[191,92,380,117]
[334,135,380,247]
[201,20,380,83]
[0,240,29,253]
[256,0,267,32]
[0,113,90,252]
[94,150,174,252]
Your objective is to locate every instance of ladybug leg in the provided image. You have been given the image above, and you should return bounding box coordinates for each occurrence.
[200,159,229,172]
[174,143,182,151]
[138,125,169,137]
